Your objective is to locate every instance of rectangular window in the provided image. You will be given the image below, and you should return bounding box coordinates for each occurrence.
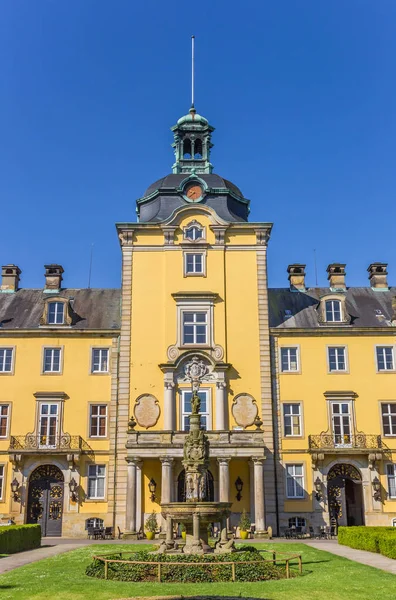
[331,402,352,446]
[376,347,395,371]
[182,312,208,345]
[382,403,396,436]
[328,347,347,372]
[283,403,301,436]
[280,347,299,372]
[185,253,204,275]
[39,403,59,447]
[90,405,108,437]
[387,464,396,499]
[0,348,13,373]
[286,464,304,498]
[0,405,10,438]
[87,464,106,499]
[325,300,341,322]
[43,348,61,373]
[48,302,64,325]
[181,390,210,431]
[92,348,109,373]
[0,465,4,500]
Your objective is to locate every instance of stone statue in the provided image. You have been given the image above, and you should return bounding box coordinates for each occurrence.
[191,391,201,415]
[214,528,236,554]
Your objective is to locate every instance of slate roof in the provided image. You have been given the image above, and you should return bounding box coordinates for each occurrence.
[143,173,243,199]
[0,289,121,331]
[269,287,396,329]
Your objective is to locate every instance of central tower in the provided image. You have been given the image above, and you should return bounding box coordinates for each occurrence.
[171,107,214,174]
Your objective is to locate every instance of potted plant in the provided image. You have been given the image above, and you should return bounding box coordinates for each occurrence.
[180,522,186,540]
[145,510,158,540]
[238,509,251,540]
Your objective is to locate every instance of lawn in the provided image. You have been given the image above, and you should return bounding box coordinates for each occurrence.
[0,542,395,600]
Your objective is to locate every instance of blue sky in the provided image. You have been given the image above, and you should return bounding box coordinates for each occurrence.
[1,1,395,289]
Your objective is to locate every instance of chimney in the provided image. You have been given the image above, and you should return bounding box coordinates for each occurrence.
[1,264,21,293]
[327,263,346,291]
[368,263,388,290]
[44,264,64,292]
[287,264,306,292]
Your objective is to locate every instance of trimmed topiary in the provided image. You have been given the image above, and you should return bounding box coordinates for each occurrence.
[338,526,396,558]
[0,524,41,554]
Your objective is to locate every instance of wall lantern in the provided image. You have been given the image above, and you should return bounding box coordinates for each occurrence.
[235,476,243,501]
[372,476,381,502]
[314,477,323,502]
[11,478,20,501]
[148,478,157,502]
[69,477,78,502]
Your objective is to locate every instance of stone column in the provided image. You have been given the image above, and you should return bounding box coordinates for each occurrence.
[193,512,200,542]
[215,382,228,430]
[160,457,174,504]
[166,515,173,544]
[218,458,231,503]
[249,459,255,524]
[164,381,175,430]
[253,457,266,534]
[136,460,143,532]
[125,458,138,536]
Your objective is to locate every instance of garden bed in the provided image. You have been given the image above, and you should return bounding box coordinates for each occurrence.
[86,546,302,582]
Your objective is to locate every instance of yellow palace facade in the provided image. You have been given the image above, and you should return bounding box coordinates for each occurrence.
[1,108,395,536]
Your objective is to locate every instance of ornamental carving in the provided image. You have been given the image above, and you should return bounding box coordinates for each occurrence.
[134,394,160,429]
[231,394,258,429]
[327,463,362,481]
[184,356,209,392]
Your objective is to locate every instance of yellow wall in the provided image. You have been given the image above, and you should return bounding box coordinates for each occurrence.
[277,333,396,515]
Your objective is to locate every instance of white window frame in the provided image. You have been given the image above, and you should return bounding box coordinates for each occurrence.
[47,301,65,325]
[42,347,63,374]
[376,346,395,372]
[91,348,110,374]
[325,299,342,323]
[387,464,396,499]
[279,346,300,373]
[38,402,60,448]
[0,465,4,501]
[288,516,306,529]
[89,404,108,438]
[183,222,205,242]
[85,517,104,530]
[381,402,396,437]
[0,404,10,439]
[285,464,305,499]
[87,464,106,499]
[184,251,206,277]
[327,346,348,373]
[180,388,212,431]
[330,401,353,447]
[282,403,303,437]
[0,347,14,374]
[182,311,208,345]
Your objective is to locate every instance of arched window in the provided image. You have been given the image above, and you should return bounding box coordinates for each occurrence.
[184,225,203,241]
[194,139,203,158]
[183,139,192,159]
[85,518,104,530]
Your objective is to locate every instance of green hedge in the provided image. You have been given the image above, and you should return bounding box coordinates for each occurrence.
[0,525,41,554]
[338,526,396,558]
[86,548,289,583]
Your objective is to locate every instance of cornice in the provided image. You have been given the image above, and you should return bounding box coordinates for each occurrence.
[270,327,396,337]
[0,329,120,338]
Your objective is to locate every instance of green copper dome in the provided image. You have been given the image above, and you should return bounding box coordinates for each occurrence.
[177,111,209,126]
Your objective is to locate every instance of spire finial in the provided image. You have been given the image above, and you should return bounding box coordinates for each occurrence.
[190,35,195,112]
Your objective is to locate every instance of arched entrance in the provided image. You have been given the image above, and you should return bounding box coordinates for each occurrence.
[27,464,64,536]
[177,469,214,502]
[327,463,365,527]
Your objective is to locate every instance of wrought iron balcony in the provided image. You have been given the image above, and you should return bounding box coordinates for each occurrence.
[309,433,383,451]
[8,434,91,453]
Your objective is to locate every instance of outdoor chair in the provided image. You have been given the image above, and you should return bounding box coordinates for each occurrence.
[104,526,114,539]
[87,526,95,539]
[117,526,123,539]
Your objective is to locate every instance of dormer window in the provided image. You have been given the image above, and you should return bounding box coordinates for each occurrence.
[325,300,341,323]
[48,302,64,325]
[318,294,350,326]
[184,221,205,241]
